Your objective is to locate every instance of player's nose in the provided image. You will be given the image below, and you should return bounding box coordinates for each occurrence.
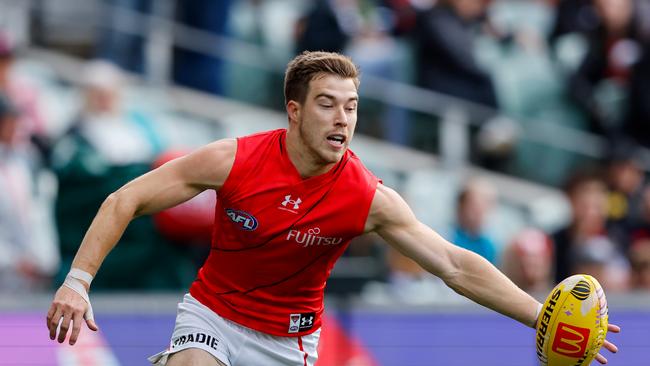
[334,107,348,126]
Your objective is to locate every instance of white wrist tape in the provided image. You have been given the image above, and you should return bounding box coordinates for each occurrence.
[62,268,94,321]
[69,268,94,286]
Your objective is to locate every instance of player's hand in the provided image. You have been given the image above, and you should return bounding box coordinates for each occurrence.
[595,323,620,364]
[46,285,98,345]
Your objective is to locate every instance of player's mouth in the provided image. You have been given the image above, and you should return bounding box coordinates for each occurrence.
[326,134,346,149]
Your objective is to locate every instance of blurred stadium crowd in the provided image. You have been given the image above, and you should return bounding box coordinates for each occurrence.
[1,0,650,304]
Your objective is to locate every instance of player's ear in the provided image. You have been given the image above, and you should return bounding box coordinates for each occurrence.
[287,100,300,122]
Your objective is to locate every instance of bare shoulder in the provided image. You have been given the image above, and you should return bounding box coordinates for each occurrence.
[185,138,237,164]
[168,138,237,191]
[364,183,416,233]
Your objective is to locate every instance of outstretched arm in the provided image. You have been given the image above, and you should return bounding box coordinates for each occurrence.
[46,138,236,345]
[365,183,540,327]
[365,184,619,363]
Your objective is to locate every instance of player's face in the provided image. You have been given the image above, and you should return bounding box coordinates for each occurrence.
[298,74,358,165]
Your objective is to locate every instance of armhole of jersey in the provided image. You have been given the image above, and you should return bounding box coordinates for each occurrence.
[356,174,380,236]
[217,137,242,201]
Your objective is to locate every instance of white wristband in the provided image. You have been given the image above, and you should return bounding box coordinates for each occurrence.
[63,269,94,321]
[68,268,94,286]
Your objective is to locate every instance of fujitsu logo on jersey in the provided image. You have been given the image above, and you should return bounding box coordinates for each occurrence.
[286,227,343,247]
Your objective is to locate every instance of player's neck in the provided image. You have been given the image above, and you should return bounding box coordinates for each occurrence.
[285,129,335,179]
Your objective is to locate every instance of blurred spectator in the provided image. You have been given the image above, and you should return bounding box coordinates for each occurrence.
[568,0,650,138]
[50,60,195,290]
[630,183,650,229]
[627,186,650,287]
[628,238,650,290]
[0,94,59,291]
[501,228,553,293]
[172,0,234,94]
[625,40,650,147]
[98,0,152,74]
[349,1,413,145]
[0,31,45,146]
[569,236,630,291]
[381,0,419,36]
[295,0,351,54]
[604,142,645,245]
[63,60,163,165]
[363,176,502,304]
[296,0,412,145]
[475,115,520,172]
[362,245,460,305]
[99,0,234,95]
[551,170,624,283]
[548,0,599,48]
[413,0,498,107]
[450,178,498,264]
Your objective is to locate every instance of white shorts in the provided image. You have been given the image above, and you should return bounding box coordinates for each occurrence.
[148,294,320,366]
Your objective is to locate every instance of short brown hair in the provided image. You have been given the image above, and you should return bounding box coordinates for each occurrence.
[284,51,360,105]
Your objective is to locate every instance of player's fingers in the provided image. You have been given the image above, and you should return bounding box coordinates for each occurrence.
[48,307,62,340]
[86,318,99,332]
[46,303,56,329]
[607,324,621,333]
[69,312,83,346]
[57,311,73,343]
[595,353,608,364]
[603,340,618,353]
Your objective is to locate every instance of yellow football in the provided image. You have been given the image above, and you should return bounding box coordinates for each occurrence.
[536,274,608,366]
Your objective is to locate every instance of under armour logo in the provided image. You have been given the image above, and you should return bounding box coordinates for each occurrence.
[301,316,313,326]
[282,195,302,210]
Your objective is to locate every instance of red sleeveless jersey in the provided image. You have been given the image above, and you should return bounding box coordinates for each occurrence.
[189,129,379,336]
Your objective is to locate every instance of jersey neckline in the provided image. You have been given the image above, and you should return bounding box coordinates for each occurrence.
[278,129,349,187]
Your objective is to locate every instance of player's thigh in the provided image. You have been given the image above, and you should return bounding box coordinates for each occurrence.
[166,348,227,366]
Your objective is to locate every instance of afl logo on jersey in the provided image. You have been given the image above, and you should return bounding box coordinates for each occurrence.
[225,208,258,231]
